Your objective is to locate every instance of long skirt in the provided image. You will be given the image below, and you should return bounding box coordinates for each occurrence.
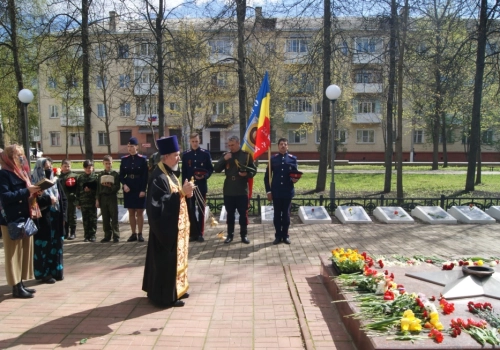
[1,225,34,286]
[33,208,64,280]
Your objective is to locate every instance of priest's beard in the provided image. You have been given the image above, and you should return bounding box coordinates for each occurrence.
[171,163,179,171]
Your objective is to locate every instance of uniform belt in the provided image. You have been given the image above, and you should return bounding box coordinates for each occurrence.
[128,174,139,179]
[230,176,236,181]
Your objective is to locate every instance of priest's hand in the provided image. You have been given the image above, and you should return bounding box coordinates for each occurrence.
[182,179,195,198]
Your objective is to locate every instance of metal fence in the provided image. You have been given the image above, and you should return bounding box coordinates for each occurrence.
[116,194,500,216]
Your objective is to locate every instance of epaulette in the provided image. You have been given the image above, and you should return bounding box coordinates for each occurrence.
[288,153,295,158]
[121,154,130,159]
[200,148,208,152]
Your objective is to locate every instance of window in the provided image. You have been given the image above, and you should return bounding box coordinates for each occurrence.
[118,44,129,59]
[134,66,156,85]
[356,38,376,53]
[138,42,155,56]
[270,129,277,144]
[213,102,229,115]
[136,96,157,115]
[120,103,131,117]
[340,40,349,55]
[208,40,232,55]
[288,129,307,144]
[97,104,105,118]
[356,129,375,143]
[355,70,382,83]
[486,42,498,56]
[356,100,378,114]
[317,129,347,143]
[287,73,314,93]
[286,38,309,53]
[212,73,228,88]
[265,43,276,54]
[413,130,424,144]
[49,105,59,118]
[482,130,494,144]
[96,75,107,89]
[98,131,109,146]
[47,77,57,89]
[286,99,312,112]
[50,132,61,146]
[69,133,83,146]
[169,102,180,111]
[439,131,455,144]
[120,130,132,145]
[95,44,107,60]
[119,75,130,88]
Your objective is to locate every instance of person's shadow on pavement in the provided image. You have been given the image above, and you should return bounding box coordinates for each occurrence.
[0,297,169,348]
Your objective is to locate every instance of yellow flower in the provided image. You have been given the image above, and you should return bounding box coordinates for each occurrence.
[477,260,484,266]
[400,318,411,331]
[409,319,422,332]
[403,310,415,319]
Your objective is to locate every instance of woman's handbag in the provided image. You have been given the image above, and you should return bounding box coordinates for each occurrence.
[7,217,38,240]
[0,197,38,240]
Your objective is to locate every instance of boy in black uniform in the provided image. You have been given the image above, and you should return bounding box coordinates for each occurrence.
[181,133,213,242]
[96,155,121,243]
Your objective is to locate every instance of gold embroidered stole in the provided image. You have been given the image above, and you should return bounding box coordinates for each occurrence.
[158,163,190,298]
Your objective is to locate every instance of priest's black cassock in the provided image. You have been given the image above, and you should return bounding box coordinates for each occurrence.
[142,163,190,306]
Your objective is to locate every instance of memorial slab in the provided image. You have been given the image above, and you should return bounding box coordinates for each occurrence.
[261,206,274,224]
[448,205,496,224]
[411,206,457,224]
[485,206,500,221]
[298,206,331,224]
[219,205,239,224]
[373,206,414,223]
[335,205,372,224]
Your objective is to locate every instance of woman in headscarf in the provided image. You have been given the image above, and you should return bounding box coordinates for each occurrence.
[0,145,42,298]
[31,157,67,284]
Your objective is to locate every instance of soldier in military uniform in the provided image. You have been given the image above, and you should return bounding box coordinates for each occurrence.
[214,135,257,244]
[264,138,300,245]
[120,137,148,242]
[58,159,78,240]
[96,155,121,243]
[76,160,98,242]
[181,133,213,242]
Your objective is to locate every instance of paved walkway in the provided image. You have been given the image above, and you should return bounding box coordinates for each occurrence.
[1,219,500,349]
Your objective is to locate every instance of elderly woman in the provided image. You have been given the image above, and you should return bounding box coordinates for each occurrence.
[0,145,42,298]
[32,157,67,283]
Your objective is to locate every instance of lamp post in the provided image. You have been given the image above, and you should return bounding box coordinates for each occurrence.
[325,84,341,200]
[18,88,34,171]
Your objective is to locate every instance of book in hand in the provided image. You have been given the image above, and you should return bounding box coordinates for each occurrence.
[100,175,115,184]
[83,181,97,190]
[35,178,55,191]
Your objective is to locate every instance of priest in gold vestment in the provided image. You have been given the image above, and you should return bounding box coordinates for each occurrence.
[142,135,195,307]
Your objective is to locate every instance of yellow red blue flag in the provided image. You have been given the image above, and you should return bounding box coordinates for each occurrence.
[242,72,271,159]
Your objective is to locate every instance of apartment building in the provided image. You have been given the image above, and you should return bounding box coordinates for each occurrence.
[37,9,499,162]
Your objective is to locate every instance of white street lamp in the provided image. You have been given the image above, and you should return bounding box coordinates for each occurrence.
[18,89,34,171]
[325,84,341,201]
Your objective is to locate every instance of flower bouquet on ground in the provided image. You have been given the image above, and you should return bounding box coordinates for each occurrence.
[330,248,366,274]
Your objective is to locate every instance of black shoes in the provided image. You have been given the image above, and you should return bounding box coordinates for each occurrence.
[180,293,190,300]
[13,283,34,298]
[84,238,89,242]
[21,281,36,294]
[224,234,233,244]
[273,238,282,245]
[283,238,291,245]
[127,233,138,242]
[89,237,96,242]
[113,237,120,243]
[67,234,76,240]
[197,236,205,242]
[138,233,144,242]
[171,300,185,307]
[41,275,56,284]
[241,236,250,244]
[101,238,111,243]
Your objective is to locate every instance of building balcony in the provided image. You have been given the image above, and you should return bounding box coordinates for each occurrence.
[136,114,159,126]
[60,115,84,127]
[353,53,383,64]
[284,112,313,124]
[206,114,234,127]
[134,83,158,96]
[352,113,382,124]
[353,83,383,94]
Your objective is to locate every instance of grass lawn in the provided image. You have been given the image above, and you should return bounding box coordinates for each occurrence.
[49,161,500,199]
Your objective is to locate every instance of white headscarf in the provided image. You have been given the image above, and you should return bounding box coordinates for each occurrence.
[32,157,60,211]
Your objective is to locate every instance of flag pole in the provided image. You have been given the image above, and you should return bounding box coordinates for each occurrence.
[267,147,271,189]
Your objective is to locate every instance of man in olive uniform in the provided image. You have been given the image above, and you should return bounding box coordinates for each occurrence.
[76,160,98,242]
[96,155,121,243]
[214,135,257,244]
[59,159,78,240]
